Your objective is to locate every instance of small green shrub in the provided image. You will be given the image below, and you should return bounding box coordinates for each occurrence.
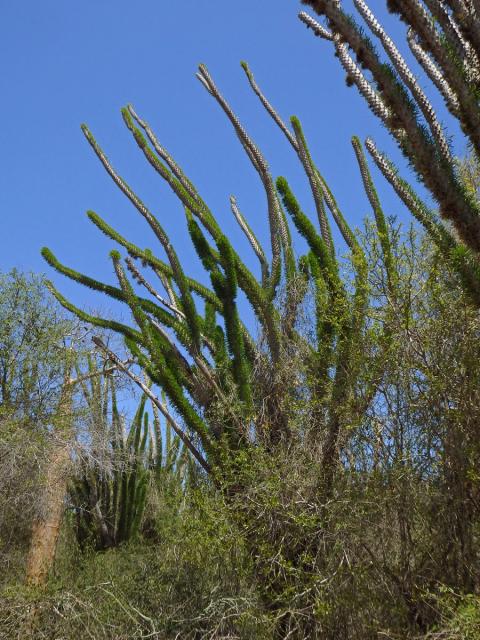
[0,486,272,639]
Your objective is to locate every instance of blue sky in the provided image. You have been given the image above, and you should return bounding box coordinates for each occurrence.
[0,0,462,319]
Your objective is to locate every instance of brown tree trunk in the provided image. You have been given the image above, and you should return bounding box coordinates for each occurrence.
[25,374,73,587]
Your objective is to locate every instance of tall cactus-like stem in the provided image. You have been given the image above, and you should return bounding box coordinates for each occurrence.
[300,0,480,258]
[43,63,406,496]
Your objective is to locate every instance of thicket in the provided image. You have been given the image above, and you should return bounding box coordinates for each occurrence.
[2,2,480,638]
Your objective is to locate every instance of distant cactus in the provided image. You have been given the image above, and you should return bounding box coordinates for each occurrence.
[71,363,188,550]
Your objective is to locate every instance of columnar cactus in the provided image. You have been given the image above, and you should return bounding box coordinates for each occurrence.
[299,1,480,295]
[72,365,189,550]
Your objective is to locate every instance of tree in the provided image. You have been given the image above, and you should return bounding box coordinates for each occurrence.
[25,346,146,586]
[42,66,389,475]
[40,57,480,636]
[0,270,72,584]
[298,1,480,291]
[25,364,74,588]
[0,270,72,422]
[40,61,406,633]
[341,222,480,632]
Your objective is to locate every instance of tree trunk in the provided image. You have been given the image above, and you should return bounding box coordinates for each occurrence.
[25,374,73,587]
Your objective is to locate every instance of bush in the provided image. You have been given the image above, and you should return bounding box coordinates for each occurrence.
[0,485,271,640]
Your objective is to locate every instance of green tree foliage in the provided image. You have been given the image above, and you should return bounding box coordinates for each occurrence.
[0,270,72,422]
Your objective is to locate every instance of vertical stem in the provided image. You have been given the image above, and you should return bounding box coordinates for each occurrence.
[25,369,74,586]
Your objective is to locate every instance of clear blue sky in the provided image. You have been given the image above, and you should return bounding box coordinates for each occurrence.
[0,0,461,317]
